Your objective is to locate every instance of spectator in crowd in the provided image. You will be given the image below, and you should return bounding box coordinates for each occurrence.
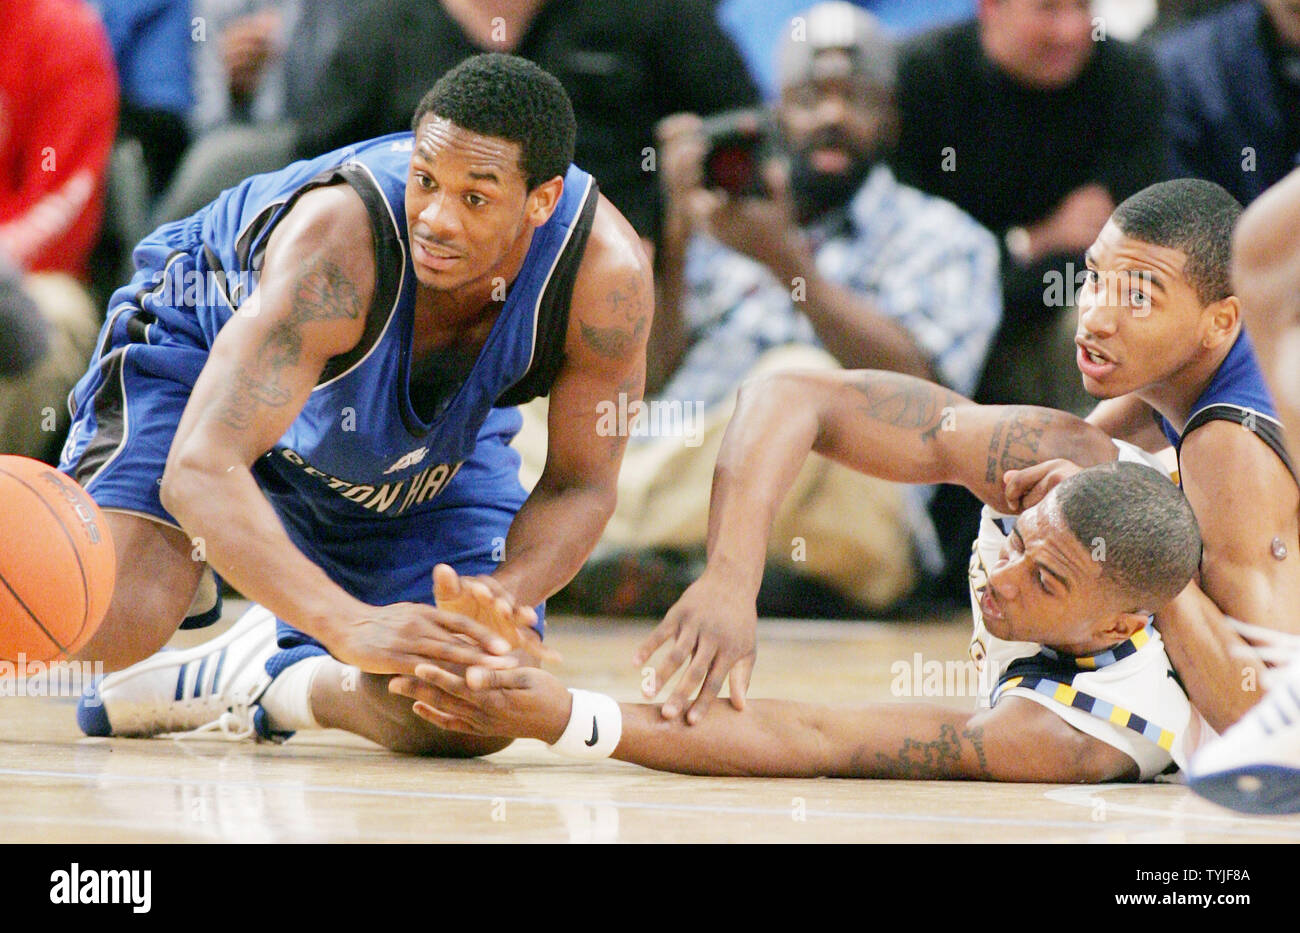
[894,0,1167,411]
[151,0,351,224]
[92,0,194,199]
[1148,0,1241,32]
[294,0,760,237]
[716,0,978,99]
[0,257,51,388]
[891,0,1168,601]
[1157,0,1300,206]
[0,0,117,460]
[519,4,1001,616]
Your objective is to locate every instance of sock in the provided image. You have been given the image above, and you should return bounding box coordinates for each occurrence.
[258,652,327,733]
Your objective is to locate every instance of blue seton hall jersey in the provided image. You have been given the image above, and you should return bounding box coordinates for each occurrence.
[61,133,599,612]
[1157,329,1297,484]
[205,134,598,523]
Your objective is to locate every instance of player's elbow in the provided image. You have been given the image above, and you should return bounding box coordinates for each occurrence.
[158,457,201,526]
[734,371,817,437]
[1046,412,1116,468]
[159,442,224,527]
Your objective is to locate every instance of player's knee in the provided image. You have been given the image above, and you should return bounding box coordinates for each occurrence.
[77,589,180,670]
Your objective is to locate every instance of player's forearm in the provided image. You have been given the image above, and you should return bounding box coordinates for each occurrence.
[704,369,962,590]
[1156,583,1267,732]
[160,459,367,635]
[606,699,991,779]
[491,478,615,608]
[702,376,824,595]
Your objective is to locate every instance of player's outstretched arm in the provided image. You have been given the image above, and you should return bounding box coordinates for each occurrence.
[163,187,515,675]
[392,665,1139,782]
[490,195,652,610]
[1156,580,1270,733]
[1156,422,1300,729]
[708,369,1116,592]
[638,369,1118,723]
[1234,166,1300,446]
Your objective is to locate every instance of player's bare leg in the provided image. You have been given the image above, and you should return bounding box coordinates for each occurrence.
[304,566,524,755]
[308,662,510,756]
[71,511,204,671]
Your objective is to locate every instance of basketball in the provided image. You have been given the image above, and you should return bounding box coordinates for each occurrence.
[0,456,116,666]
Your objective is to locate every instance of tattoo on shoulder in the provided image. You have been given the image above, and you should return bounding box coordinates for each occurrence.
[983,407,1055,484]
[579,267,650,361]
[855,722,992,779]
[291,255,363,323]
[214,256,362,431]
[851,372,960,443]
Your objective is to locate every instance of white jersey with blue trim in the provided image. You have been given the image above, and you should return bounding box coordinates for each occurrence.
[966,440,1214,779]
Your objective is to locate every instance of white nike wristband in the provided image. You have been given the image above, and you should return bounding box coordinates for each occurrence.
[550,689,622,759]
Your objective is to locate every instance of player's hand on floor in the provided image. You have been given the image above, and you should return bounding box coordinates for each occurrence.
[633,570,757,725]
[433,564,560,663]
[391,663,572,743]
[327,602,520,677]
[1003,458,1083,512]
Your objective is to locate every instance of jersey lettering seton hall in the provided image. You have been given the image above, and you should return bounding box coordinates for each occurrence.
[194,133,599,523]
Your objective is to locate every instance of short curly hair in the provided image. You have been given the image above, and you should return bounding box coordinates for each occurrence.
[411,53,576,191]
[1111,179,1244,306]
[1056,461,1202,610]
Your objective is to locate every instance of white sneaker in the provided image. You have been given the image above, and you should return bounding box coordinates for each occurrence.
[78,606,280,740]
[1188,660,1300,814]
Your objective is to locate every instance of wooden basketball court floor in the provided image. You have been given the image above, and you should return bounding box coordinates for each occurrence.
[3,604,1299,843]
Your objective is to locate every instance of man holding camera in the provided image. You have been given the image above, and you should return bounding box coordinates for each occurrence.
[515,2,1001,617]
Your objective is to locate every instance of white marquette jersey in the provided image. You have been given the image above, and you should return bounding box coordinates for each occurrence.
[965,441,1213,779]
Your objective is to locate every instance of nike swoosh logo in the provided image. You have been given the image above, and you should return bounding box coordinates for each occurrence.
[584,716,599,746]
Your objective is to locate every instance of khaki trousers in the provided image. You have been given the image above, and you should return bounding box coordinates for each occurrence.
[0,273,99,459]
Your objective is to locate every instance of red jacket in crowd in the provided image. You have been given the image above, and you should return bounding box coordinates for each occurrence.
[0,0,118,279]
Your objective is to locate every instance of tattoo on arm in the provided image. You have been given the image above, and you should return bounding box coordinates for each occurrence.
[603,372,641,462]
[851,372,961,443]
[854,722,992,779]
[983,408,1055,484]
[579,268,650,361]
[215,256,362,430]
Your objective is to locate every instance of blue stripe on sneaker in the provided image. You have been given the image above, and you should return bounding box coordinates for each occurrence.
[193,656,209,699]
[210,646,227,695]
[174,663,188,702]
